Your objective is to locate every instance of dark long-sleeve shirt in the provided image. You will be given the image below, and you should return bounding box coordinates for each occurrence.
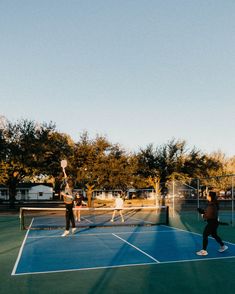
[203,202,218,221]
[74,195,83,206]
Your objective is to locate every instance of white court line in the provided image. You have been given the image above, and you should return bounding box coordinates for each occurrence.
[80,216,93,224]
[161,224,202,236]
[161,224,235,246]
[12,223,235,276]
[11,219,33,276]
[12,261,157,276]
[112,233,160,263]
[160,255,235,265]
[27,229,173,239]
[12,253,235,276]
[125,216,154,224]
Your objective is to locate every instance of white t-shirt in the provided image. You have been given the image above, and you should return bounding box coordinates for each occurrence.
[115,197,124,209]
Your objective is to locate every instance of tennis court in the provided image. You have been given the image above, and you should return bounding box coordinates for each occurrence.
[2,210,235,294]
[12,224,235,276]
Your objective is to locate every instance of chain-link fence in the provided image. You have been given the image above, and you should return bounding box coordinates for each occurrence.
[164,175,235,226]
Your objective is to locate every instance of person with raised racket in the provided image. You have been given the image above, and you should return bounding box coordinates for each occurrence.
[60,160,76,237]
[61,180,76,236]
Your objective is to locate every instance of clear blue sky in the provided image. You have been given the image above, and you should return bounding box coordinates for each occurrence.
[1,1,235,156]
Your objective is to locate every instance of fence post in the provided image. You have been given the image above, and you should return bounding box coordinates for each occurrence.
[172,180,175,217]
[232,176,234,227]
[197,178,200,208]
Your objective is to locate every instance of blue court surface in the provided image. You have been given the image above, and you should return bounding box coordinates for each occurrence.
[12,225,235,276]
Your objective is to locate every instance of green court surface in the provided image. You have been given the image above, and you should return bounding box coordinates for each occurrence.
[1,212,235,294]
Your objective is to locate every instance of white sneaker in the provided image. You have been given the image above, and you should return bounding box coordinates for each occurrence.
[72,228,76,234]
[110,219,114,222]
[218,245,228,253]
[62,230,69,237]
[196,250,208,256]
[121,219,125,223]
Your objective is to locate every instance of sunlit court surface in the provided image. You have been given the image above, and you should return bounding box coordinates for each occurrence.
[12,224,235,276]
[2,209,235,294]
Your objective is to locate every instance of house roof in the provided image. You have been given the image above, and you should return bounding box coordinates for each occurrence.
[0,183,53,188]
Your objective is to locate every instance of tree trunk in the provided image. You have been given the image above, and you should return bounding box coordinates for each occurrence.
[87,191,92,207]
[9,185,17,209]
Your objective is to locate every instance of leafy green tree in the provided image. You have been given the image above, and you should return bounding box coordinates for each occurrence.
[227,156,235,174]
[97,144,135,190]
[71,132,110,188]
[0,119,73,207]
[136,139,188,188]
[1,116,232,205]
[70,132,136,191]
[196,152,233,195]
[135,144,158,179]
[136,139,224,193]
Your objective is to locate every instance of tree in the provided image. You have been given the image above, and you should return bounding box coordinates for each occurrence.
[71,132,110,189]
[70,132,136,192]
[0,119,74,207]
[136,139,224,194]
[136,140,188,188]
[98,144,135,190]
[227,156,235,174]
[196,152,234,196]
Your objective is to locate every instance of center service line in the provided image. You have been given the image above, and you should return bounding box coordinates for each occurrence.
[112,233,160,263]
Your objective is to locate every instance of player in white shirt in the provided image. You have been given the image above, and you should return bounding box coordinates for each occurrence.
[110,194,124,222]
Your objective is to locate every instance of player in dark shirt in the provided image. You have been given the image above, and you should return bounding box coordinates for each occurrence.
[196,191,228,256]
[74,193,84,222]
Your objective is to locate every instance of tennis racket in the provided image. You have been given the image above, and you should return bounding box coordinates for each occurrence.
[197,208,205,214]
[60,159,68,191]
[60,159,68,179]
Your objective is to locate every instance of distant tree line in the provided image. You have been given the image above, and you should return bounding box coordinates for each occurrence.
[0,117,234,207]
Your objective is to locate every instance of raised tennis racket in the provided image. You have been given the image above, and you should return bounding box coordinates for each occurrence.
[60,159,68,179]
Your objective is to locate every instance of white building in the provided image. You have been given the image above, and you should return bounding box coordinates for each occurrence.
[93,190,123,200]
[0,183,53,201]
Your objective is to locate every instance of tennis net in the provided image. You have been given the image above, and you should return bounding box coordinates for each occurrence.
[20,206,169,230]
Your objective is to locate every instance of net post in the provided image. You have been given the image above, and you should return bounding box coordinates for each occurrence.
[232,176,234,227]
[166,206,169,225]
[19,207,24,230]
